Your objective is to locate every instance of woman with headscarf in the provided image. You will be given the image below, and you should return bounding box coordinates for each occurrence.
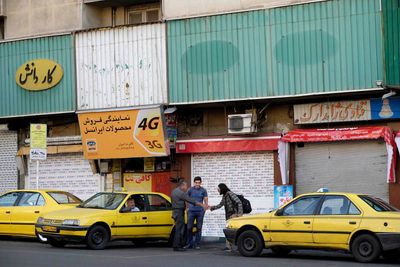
[209,183,243,252]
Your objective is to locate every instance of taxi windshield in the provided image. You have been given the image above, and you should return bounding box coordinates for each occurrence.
[78,193,127,210]
[359,195,399,212]
[47,191,82,204]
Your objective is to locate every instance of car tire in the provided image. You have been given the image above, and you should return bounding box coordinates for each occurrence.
[237,230,263,257]
[351,234,381,263]
[271,247,292,256]
[47,237,67,248]
[86,225,109,250]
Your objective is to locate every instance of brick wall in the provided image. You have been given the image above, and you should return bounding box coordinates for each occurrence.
[192,151,274,237]
[0,129,18,194]
[27,153,101,200]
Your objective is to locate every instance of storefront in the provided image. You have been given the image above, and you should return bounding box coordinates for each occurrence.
[176,135,280,237]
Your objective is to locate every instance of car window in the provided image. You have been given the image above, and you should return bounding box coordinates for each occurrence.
[79,193,127,210]
[147,194,172,212]
[282,196,321,216]
[318,195,360,215]
[126,194,146,212]
[47,192,81,204]
[359,195,398,212]
[18,192,45,207]
[0,192,21,206]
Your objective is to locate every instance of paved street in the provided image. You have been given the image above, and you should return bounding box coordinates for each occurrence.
[0,238,399,267]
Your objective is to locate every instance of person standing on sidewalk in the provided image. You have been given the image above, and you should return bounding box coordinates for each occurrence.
[185,176,208,249]
[171,179,207,252]
[209,183,243,252]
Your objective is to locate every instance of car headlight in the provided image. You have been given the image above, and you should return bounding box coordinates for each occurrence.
[62,219,80,226]
[37,217,44,224]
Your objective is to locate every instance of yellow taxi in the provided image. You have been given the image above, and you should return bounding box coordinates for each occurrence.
[224,192,400,263]
[0,189,81,241]
[35,191,175,249]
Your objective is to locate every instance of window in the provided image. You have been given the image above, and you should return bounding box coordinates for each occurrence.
[18,192,45,207]
[282,196,321,216]
[47,192,81,204]
[0,192,21,206]
[126,6,161,25]
[147,194,171,211]
[359,195,398,212]
[318,196,360,215]
[79,193,126,210]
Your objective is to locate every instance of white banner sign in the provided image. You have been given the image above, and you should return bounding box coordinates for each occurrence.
[30,148,47,160]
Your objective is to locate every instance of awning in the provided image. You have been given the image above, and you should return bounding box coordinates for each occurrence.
[176,135,280,154]
[278,126,396,184]
[17,145,83,156]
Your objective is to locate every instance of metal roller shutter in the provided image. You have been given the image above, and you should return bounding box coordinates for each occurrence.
[191,151,274,237]
[295,140,388,201]
[26,153,101,200]
[0,129,18,194]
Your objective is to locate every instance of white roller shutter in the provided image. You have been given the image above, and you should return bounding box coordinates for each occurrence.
[192,151,274,237]
[0,129,18,194]
[295,140,388,201]
[27,153,101,200]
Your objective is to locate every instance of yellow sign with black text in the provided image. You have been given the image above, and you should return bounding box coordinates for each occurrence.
[16,59,63,91]
[78,107,169,159]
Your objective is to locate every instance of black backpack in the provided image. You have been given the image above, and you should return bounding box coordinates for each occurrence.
[230,193,252,214]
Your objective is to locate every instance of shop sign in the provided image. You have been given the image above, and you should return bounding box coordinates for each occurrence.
[30,124,47,160]
[16,59,63,91]
[78,107,169,159]
[294,97,400,124]
[124,173,152,192]
[144,158,155,172]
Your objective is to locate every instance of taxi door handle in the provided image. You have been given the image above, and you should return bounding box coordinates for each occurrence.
[34,211,40,214]
[349,221,357,225]
[142,217,147,220]
[5,211,10,214]
[304,221,311,224]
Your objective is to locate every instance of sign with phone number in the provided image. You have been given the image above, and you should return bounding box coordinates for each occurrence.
[78,107,169,159]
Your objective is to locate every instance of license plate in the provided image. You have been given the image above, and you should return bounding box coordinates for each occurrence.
[42,226,57,232]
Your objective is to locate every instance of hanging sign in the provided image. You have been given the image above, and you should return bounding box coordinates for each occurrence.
[78,107,169,159]
[16,59,63,91]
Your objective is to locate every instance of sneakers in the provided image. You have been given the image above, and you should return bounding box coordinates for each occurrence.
[223,247,232,252]
[183,244,192,249]
[194,246,201,250]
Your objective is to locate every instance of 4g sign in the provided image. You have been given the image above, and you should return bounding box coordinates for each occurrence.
[79,107,169,159]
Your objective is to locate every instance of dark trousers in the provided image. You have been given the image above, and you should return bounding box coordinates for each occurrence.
[186,210,205,247]
[172,209,185,248]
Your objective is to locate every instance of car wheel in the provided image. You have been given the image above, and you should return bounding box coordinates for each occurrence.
[47,237,67,248]
[351,234,381,263]
[36,232,48,243]
[86,225,109,250]
[271,247,292,256]
[237,230,263,257]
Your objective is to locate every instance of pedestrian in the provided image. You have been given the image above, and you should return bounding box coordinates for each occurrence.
[185,176,208,249]
[171,179,207,251]
[209,183,243,252]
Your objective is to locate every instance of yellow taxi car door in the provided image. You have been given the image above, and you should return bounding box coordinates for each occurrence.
[115,194,149,238]
[144,194,174,238]
[0,192,21,234]
[10,192,45,236]
[270,195,322,243]
[313,195,362,244]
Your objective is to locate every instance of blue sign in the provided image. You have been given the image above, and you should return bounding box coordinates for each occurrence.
[274,185,293,209]
[371,97,400,120]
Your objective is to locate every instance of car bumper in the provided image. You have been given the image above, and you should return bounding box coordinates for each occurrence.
[223,228,238,244]
[376,233,400,251]
[35,224,89,243]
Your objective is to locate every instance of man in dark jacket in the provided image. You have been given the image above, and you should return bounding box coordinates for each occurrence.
[171,179,207,251]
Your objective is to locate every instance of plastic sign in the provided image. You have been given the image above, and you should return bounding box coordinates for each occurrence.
[30,124,47,160]
[16,59,63,91]
[78,107,169,159]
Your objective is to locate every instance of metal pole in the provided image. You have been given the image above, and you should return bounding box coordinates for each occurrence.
[36,160,39,190]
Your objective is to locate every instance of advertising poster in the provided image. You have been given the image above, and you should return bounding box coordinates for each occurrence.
[274,185,293,209]
[78,107,169,159]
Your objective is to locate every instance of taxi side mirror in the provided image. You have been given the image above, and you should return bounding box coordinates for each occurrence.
[275,209,284,216]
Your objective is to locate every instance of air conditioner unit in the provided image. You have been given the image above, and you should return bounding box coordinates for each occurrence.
[228,113,257,134]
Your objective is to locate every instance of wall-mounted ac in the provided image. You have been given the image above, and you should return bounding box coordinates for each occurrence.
[228,113,257,134]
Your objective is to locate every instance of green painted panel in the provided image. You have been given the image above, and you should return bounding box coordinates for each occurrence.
[0,35,75,117]
[168,0,384,103]
[383,0,400,85]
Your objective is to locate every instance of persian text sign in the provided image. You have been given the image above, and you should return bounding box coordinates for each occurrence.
[16,59,63,91]
[78,108,169,159]
[294,100,371,124]
[30,124,47,160]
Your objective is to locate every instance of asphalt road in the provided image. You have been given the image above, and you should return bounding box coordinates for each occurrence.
[0,238,399,267]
